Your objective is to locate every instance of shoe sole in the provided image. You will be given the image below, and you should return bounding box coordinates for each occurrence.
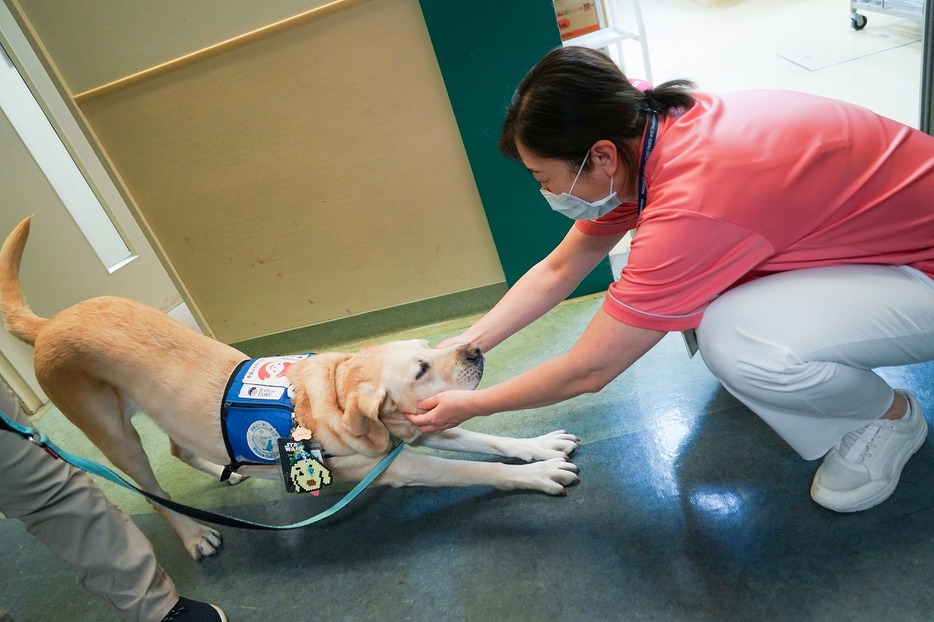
[811,408,928,513]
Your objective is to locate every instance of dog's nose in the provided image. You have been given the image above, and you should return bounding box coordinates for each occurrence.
[461,343,484,380]
[465,342,483,361]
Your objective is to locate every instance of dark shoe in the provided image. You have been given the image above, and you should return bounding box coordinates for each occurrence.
[161,597,228,622]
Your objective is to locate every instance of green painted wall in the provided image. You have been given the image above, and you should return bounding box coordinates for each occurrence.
[418,0,614,296]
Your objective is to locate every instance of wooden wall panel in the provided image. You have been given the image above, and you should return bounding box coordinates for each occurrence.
[71,0,502,343]
[7,0,337,95]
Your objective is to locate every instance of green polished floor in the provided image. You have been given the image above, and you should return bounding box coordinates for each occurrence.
[4,293,934,621]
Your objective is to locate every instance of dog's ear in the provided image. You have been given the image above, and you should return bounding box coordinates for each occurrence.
[340,366,391,456]
[342,383,386,435]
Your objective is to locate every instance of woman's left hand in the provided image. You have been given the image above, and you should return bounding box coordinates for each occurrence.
[405,390,480,433]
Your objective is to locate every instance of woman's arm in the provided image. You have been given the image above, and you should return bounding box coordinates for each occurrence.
[407,307,665,433]
[445,227,625,353]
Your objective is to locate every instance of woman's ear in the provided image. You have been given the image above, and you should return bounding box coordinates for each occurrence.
[590,139,619,175]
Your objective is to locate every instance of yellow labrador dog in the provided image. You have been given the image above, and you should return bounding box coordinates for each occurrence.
[1,217,580,560]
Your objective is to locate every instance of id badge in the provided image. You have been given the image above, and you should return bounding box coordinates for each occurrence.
[682,329,699,359]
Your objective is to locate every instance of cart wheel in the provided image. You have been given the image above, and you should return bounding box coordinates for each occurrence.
[851,13,867,30]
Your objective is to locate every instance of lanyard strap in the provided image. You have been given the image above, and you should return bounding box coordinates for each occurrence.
[0,409,402,531]
[637,111,659,214]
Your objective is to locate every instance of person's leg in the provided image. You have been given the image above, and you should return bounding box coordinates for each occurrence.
[696,265,934,510]
[0,385,178,622]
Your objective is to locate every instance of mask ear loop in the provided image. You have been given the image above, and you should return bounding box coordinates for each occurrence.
[566,151,592,197]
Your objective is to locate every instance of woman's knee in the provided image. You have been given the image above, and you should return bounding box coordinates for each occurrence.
[696,296,804,392]
[696,319,754,388]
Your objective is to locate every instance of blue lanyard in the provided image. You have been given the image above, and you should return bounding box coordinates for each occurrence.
[637,111,659,214]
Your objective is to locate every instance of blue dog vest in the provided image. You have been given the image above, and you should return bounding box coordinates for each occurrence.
[221,354,313,475]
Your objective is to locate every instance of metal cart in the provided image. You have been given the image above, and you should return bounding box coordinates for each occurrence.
[850,0,924,30]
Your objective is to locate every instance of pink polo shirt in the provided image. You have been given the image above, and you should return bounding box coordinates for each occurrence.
[576,90,934,332]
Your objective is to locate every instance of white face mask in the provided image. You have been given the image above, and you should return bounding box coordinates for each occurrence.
[540,152,622,220]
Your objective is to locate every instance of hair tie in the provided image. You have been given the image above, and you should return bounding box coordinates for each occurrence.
[640,89,656,113]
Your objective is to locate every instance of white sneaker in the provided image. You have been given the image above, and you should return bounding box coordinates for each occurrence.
[811,390,927,512]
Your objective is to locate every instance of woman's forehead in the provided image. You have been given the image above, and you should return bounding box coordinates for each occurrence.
[516,141,560,172]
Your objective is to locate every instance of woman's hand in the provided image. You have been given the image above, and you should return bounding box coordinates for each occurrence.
[434,335,470,350]
[408,311,665,435]
[405,390,481,434]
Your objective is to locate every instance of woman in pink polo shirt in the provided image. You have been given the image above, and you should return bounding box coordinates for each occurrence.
[406,46,934,513]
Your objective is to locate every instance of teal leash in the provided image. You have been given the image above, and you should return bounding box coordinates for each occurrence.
[0,409,402,531]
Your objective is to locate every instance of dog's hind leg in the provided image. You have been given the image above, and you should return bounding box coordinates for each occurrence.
[169,439,247,484]
[43,378,223,561]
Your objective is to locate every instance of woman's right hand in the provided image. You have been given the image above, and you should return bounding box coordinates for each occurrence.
[406,389,482,433]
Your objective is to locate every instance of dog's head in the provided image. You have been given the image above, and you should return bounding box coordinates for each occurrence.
[288,340,483,457]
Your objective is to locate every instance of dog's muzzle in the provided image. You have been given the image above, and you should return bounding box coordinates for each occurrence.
[459,346,484,388]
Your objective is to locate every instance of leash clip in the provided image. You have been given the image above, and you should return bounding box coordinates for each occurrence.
[26,431,60,459]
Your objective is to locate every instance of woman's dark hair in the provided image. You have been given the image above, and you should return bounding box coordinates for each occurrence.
[499,46,696,189]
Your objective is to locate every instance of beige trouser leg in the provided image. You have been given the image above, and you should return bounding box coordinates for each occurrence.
[0,383,178,622]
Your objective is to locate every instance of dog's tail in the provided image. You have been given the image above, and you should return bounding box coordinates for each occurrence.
[0,216,46,345]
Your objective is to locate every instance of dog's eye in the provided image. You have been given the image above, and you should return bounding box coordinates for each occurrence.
[415,360,430,380]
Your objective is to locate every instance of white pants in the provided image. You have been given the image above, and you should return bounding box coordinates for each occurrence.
[696,265,934,460]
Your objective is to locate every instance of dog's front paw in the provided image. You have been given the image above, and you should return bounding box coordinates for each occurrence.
[525,458,581,495]
[185,525,223,561]
[513,430,581,462]
[225,471,248,485]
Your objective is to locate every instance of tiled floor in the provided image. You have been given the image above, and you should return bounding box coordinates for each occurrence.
[1,2,930,621]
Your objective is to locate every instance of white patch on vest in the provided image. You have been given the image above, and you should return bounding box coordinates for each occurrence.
[246,420,281,461]
[239,384,285,401]
[241,354,309,389]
